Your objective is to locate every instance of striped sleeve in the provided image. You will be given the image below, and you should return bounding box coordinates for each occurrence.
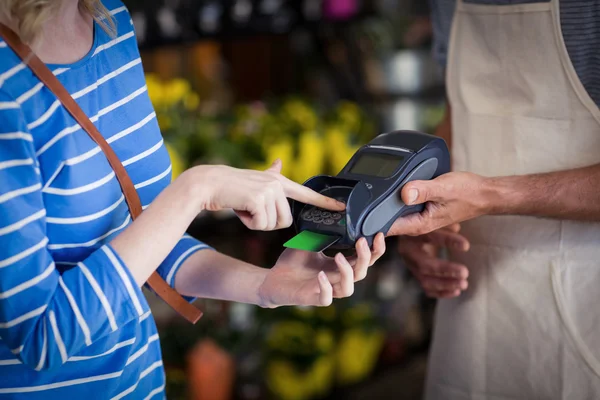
[0,90,150,371]
[153,234,213,302]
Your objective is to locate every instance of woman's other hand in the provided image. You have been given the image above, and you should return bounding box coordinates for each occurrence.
[257,233,386,307]
[195,159,345,231]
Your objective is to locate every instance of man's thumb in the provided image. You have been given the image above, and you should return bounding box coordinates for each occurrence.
[266,158,282,173]
[401,180,436,205]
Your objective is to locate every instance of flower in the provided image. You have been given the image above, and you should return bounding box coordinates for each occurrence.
[165,142,186,180]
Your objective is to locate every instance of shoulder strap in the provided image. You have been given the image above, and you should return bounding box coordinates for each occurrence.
[0,23,202,324]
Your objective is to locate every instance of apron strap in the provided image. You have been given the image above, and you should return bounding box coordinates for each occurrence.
[0,23,203,324]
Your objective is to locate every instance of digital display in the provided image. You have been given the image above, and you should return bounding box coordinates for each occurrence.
[349,153,405,178]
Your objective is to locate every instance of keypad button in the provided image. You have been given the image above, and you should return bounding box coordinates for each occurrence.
[321,212,331,218]
[302,212,313,221]
[313,217,324,223]
[323,218,335,225]
[332,213,342,220]
[311,209,322,217]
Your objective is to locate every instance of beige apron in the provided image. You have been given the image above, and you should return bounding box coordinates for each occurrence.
[425,0,600,399]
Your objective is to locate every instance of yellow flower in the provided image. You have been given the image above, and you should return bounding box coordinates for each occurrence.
[183,92,200,111]
[162,78,191,108]
[250,140,294,178]
[293,131,325,183]
[325,127,359,174]
[266,356,335,400]
[336,329,385,385]
[315,329,334,352]
[146,74,164,108]
[165,142,186,180]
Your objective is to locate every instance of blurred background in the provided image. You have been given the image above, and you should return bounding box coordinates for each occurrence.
[131,0,447,399]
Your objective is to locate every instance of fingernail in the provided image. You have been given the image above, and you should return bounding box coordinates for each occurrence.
[407,189,419,205]
[318,271,327,282]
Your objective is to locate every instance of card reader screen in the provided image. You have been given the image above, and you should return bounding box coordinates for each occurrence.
[349,153,405,178]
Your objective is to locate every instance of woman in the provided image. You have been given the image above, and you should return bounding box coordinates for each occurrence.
[0,0,385,398]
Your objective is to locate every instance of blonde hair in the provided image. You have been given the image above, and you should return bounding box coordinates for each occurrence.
[0,0,116,44]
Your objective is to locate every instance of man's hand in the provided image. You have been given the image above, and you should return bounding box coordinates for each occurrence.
[398,224,470,298]
[388,172,491,237]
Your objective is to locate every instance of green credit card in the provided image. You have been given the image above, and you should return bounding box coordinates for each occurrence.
[284,230,341,252]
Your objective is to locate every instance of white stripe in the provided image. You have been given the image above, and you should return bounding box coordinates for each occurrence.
[0,262,54,300]
[143,384,165,400]
[93,31,135,56]
[34,319,48,371]
[135,165,172,189]
[72,58,141,99]
[0,305,47,329]
[166,244,209,285]
[42,161,65,190]
[79,262,118,331]
[123,139,163,167]
[0,132,33,141]
[0,209,46,237]
[0,359,20,366]
[58,278,92,346]
[110,361,163,400]
[139,310,152,322]
[27,100,61,130]
[98,86,147,119]
[17,82,44,104]
[0,371,122,393]
[68,337,135,361]
[35,119,81,157]
[0,63,25,86]
[0,183,41,204]
[48,215,131,250]
[65,112,157,168]
[44,171,115,196]
[0,158,33,171]
[0,42,6,48]
[0,102,19,110]
[11,345,23,355]
[52,68,70,77]
[102,246,144,316]
[35,85,147,157]
[0,237,48,269]
[126,334,159,366]
[0,358,22,366]
[46,195,124,225]
[49,311,68,363]
[109,6,128,16]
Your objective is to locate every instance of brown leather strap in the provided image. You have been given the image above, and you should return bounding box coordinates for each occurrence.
[0,23,202,324]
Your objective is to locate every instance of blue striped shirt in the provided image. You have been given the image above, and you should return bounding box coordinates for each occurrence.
[429,0,600,108]
[0,1,210,398]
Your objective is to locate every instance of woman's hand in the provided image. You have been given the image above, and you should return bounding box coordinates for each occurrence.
[398,224,470,298]
[194,160,345,231]
[257,234,386,308]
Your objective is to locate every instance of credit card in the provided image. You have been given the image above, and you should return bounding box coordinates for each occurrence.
[284,230,341,252]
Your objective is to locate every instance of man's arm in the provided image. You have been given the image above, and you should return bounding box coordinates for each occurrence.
[487,164,600,220]
[388,164,600,236]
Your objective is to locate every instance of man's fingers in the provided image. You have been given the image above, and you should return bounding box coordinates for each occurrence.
[317,271,333,306]
[280,177,346,211]
[387,212,428,236]
[418,230,470,252]
[424,289,462,299]
[401,180,442,206]
[418,275,468,292]
[445,223,461,233]
[369,233,386,266]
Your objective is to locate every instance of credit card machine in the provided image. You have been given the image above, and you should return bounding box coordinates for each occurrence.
[285,130,450,252]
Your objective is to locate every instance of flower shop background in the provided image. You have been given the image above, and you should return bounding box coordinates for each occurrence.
[126,1,447,399]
